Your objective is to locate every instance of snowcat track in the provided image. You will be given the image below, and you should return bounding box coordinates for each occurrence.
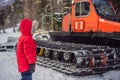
[37,57,104,76]
[36,40,120,76]
[37,56,120,76]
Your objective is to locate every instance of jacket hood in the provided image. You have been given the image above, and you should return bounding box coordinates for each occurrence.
[20,19,32,36]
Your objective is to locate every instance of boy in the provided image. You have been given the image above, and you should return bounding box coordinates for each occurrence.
[16,19,36,80]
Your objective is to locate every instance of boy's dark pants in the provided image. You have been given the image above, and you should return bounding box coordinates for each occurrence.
[21,71,32,80]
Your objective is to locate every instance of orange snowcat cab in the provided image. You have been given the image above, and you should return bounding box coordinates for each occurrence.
[63,0,120,32]
[50,0,120,48]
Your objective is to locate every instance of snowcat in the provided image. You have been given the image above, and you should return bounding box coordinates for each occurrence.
[36,0,120,76]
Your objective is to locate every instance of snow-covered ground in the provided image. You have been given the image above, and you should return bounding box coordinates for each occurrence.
[0,28,120,80]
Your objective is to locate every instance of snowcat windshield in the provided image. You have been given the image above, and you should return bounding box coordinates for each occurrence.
[92,0,115,16]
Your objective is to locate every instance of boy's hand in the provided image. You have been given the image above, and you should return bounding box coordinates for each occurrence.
[29,64,35,73]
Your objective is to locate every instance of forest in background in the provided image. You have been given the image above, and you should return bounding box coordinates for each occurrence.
[0,0,120,32]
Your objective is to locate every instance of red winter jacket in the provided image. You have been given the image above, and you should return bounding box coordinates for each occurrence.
[16,19,36,72]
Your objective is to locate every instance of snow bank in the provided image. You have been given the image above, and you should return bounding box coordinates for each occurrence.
[0,28,20,43]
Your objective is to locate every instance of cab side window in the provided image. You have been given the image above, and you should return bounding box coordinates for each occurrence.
[75,2,90,17]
